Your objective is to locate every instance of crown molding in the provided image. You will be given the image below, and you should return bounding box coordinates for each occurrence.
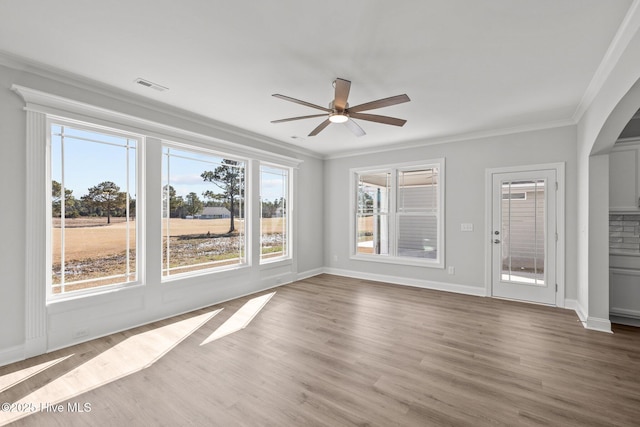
[572,0,640,123]
[324,118,575,160]
[0,51,323,161]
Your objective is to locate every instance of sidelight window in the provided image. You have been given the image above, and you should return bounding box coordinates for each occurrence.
[260,164,290,263]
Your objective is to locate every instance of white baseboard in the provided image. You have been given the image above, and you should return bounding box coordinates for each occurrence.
[610,307,640,327]
[323,267,487,297]
[610,314,640,327]
[586,316,613,333]
[610,314,640,328]
[564,298,612,333]
[316,275,612,334]
[0,344,25,368]
[610,307,640,319]
[296,267,324,281]
[564,298,586,321]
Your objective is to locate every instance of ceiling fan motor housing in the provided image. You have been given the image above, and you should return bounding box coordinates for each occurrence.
[329,100,349,112]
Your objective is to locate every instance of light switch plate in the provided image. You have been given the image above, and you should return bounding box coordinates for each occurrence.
[461,223,473,232]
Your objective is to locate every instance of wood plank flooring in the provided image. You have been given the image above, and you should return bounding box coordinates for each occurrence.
[1,274,640,426]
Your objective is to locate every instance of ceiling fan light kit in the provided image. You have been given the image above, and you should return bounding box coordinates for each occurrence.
[271,78,410,137]
[329,113,349,123]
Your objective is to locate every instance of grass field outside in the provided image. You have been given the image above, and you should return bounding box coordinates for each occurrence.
[52,217,285,291]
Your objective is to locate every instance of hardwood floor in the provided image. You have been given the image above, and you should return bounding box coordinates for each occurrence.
[1,274,640,426]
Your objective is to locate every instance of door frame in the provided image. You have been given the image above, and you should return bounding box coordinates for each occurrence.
[484,162,565,307]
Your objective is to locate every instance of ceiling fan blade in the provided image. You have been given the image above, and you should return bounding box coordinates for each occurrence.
[348,94,410,113]
[308,119,331,136]
[344,118,366,137]
[271,114,328,123]
[349,112,407,127]
[333,78,351,111]
[272,94,332,112]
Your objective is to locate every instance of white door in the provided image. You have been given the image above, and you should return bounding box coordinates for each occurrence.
[491,169,556,305]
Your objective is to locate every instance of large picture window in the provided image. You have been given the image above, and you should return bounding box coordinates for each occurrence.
[260,165,290,262]
[50,122,139,296]
[18,84,303,320]
[162,146,246,277]
[353,160,444,268]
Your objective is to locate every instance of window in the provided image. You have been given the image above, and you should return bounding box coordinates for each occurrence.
[260,165,290,262]
[356,171,390,255]
[18,82,305,351]
[50,121,140,297]
[353,160,444,267]
[162,145,246,277]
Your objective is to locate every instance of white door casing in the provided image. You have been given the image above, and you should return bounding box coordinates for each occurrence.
[487,167,563,305]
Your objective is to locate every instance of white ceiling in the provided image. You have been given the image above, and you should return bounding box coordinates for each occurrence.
[0,1,633,157]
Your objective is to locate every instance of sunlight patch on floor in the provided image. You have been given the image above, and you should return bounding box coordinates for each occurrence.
[201,292,275,345]
[0,354,73,393]
[0,308,221,425]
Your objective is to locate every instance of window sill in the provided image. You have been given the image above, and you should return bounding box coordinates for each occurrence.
[259,257,293,269]
[161,262,250,283]
[350,254,444,269]
[47,281,145,307]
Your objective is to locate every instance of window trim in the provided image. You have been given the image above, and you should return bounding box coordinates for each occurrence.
[14,85,303,297]
[350,159,445,269]
[46,117,145,301]
[160,141,250,280]
[259,162,293,265]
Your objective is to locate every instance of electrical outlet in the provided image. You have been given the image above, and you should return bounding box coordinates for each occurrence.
[448,266,455,275]
[333,254,338,262]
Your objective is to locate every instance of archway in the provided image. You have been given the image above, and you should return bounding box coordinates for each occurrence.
[583,76,640,332]
[591,78,640,156]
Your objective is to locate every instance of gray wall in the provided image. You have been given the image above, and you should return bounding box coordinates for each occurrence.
[324,126,577,297]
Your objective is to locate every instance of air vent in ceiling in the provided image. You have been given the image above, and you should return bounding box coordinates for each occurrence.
[134,78,168,92]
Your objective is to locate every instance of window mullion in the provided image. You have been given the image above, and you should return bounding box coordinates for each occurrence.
[125,140,131,279]
[60,126,66,292]
[165,148,171,276]
[390,168,398,257]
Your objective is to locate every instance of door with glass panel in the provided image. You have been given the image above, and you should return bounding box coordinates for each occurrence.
[491,169,556,305]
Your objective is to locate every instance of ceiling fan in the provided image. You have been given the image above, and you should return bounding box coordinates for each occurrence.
[271,78,410,137]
